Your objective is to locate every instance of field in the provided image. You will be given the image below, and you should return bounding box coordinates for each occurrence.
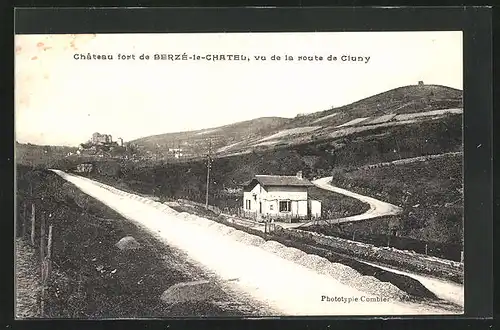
[256,126,322,143]
[15,165,264,318]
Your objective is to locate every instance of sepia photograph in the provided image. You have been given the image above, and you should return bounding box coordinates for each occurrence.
[15,31,464,318]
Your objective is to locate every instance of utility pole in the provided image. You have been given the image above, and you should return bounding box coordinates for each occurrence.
[394,137,402,160]
[178,141,182,162]
[205,139,212,209]
[171,140,174,162]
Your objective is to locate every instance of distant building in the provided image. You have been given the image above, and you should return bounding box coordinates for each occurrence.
[169,148,183,159]
[241,171,322,222]
[117,137,124,147]
[75,162,93,173]
[92,132,113,145]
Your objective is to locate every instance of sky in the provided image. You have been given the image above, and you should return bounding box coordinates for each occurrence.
[15,31,463,147]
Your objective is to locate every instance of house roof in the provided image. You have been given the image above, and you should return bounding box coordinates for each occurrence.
[242,175,314,188]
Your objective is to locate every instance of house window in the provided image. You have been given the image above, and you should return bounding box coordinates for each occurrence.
[269,204,274,211]
[279,201,291,212]
[245,200,251,210]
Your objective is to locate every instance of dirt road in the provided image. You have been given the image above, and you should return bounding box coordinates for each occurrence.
[278,177,401,230]
[311,176,402,223]
[359,152,462,171]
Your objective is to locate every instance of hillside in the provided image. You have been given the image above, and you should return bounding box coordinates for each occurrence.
[22,83,464,246]
[131,117,291,158]
[15,142,78,168]
[70,107,463,245]
[300,84,462,122]
[131,84,462,158]
[329,153,463,245]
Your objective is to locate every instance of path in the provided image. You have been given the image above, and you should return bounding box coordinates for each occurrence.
[359,151,462,171]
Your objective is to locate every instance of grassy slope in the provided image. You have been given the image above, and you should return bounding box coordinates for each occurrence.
[304,84,462,120]
[131,117,292,157]
[330,154,463,245]
[15,143,78,168]
[295,113,462,171]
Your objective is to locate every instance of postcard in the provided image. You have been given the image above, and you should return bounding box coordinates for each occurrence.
[15,30,464,318]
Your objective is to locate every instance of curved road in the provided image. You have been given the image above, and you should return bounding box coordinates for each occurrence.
[312,176,402,221]
[281,176,402,229]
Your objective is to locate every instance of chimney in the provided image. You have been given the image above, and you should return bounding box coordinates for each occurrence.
[296,171,303,179]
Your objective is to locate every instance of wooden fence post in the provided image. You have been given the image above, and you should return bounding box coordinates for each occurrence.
[46,225,53,279]
[15,203,20,238]
[21,203,27,238]
[40,285,45,317]
[31,204,36,246]
[425,244,428,255]
[40,213,46,280]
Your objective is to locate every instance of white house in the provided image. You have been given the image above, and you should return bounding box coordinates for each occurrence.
[169,148,183,159]
[242,171,322,222]
[75,162,93,173]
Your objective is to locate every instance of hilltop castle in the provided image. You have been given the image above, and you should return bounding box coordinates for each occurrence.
[90,132,123,147]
